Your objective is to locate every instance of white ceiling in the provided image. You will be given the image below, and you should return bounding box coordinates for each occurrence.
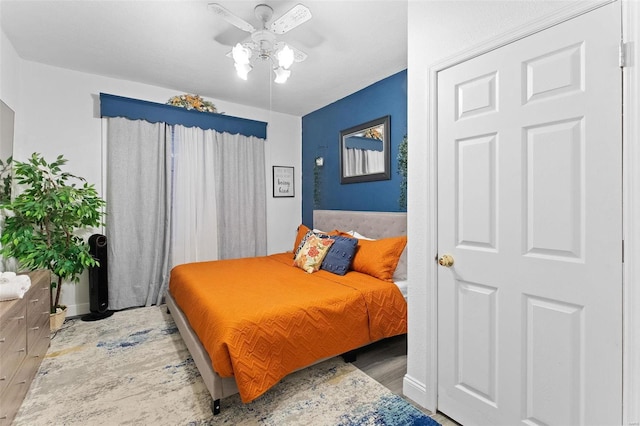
[0,0,408,117]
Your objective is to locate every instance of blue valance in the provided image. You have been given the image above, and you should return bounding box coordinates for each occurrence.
[100,93,267,139]
[344,136,383,151]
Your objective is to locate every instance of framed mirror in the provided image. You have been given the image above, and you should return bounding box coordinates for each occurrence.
[0,99,14,203]
[0,100,14,162]
[340,115,390,184]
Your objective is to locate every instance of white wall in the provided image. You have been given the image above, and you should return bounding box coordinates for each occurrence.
[1,31,301,316]
[405,0,582,411]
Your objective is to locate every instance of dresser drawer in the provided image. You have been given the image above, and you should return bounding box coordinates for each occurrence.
[0,298,24,330]
[20,349,45,391]
[0,331,27,395]
[0,370,31,425]
[26,317,50,356]
[29,327,50,360]
[26,284,49,325]
[0,305,26,357]
[26,283,50,355]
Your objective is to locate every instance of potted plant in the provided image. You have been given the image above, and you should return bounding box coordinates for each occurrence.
[0,153,105,330]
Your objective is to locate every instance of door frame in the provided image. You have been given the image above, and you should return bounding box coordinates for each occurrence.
[417,1,639,423]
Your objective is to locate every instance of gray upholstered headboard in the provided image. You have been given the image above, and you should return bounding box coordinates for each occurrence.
[313,210,407,280]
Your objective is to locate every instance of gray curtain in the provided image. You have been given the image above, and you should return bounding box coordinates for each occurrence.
[105,119,266,310]
[106,118,171,310]
[214,132,267,259]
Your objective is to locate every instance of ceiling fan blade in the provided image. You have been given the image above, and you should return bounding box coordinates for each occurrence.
[275,42,307,63]
[208,3,255,33]
[269,4,312,35]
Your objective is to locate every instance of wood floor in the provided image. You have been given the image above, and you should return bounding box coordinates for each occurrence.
[352,334,459,426]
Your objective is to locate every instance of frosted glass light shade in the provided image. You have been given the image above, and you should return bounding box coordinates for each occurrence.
[273,67,291,84]
[232,43,251,65]
[277,45,295,69]
[235,62,253,80]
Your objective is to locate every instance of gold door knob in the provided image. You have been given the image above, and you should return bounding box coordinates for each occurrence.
[438,254,454,267]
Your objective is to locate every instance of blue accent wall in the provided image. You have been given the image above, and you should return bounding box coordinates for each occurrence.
[301,70,407,226]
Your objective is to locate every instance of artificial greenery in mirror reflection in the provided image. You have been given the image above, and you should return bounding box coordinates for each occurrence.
[397,135,407,211]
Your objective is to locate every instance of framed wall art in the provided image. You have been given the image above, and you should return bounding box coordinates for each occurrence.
[273,166,294,197]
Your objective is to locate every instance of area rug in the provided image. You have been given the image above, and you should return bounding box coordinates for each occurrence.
[14,305,440,425]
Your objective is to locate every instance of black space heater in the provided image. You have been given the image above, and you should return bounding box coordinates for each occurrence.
[81,234,114,321]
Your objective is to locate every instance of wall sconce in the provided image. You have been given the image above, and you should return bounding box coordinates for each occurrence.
[314,156,323,208]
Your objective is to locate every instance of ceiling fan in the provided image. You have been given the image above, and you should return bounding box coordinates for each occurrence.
[208,3,312,83]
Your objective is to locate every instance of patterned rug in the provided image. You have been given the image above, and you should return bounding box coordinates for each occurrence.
[15,305,440,425]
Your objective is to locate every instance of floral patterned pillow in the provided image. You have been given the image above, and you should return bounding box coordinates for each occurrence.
[293,234,335,273]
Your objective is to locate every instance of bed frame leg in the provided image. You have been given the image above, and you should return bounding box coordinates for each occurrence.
[342,350,357,363]
[211,398,221,415]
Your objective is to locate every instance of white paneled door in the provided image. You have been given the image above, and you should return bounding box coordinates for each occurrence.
[437,3,622,425]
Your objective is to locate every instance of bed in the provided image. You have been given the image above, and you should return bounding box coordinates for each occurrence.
[166,209,408,414]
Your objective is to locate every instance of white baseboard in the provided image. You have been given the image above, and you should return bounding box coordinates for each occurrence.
[403,374,430,411]
[65,302,90,318]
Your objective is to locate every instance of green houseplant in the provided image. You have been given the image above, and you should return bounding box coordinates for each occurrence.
[0,153,105,323]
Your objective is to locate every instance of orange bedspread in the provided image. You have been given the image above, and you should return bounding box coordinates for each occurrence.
[169,252,407,403]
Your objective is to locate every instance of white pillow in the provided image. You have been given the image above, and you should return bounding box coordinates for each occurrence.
[348,230,375,240]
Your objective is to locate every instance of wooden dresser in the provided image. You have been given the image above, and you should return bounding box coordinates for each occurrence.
[0,270,50,424]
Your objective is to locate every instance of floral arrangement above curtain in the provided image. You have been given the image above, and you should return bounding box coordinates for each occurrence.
[166,94,218,113]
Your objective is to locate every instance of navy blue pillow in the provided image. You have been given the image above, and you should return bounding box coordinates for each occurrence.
[320,236,358,276]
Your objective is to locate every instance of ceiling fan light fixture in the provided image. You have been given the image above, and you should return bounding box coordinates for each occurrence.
[211,3,311,84]
[276,44,295,69]
[232,43,252,65]
[273,66,291,84]
[235,62,253,80]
